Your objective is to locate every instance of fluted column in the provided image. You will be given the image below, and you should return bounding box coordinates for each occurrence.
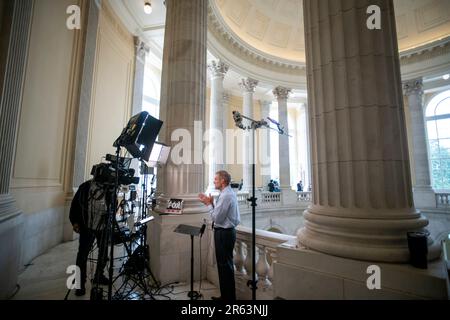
[0,0,32,299]
[403,78,435,208]
[260,100,272,188]
[298,0,438,262]
[273,87,292,190]
[155,0,208,214]
[207,60,229,192]
[239,78,258,192]
[304,102,312,191]
[131,37,150,115]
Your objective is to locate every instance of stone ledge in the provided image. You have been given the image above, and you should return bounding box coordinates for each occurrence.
[274,244,449,300]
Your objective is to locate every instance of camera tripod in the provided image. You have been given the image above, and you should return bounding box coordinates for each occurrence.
[110,161,159,300]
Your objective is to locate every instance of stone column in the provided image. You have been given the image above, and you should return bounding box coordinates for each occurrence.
[207,60,229,192]
[298,0,439,262]
[151,0,209,285]
[273,86,293,192]
[222,92,231,143]
[303,101,312,191]
[403,78,435,209]
[131,37,150,115]
[0,0,33,299]
[239,78,258,192]
[260,100,272,189]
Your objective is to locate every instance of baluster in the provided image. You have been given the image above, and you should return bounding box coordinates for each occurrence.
[234,240,245,273]
[266,247,277,284]
[244,241,254,279]
[256,245,270,287]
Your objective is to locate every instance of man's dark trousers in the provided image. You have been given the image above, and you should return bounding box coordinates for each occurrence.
[214,227,236,300]
[76,227,108,288]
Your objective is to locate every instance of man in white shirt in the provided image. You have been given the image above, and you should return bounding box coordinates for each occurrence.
[199,170,240,300]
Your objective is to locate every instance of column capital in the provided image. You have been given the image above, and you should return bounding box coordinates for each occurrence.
[208,60,229,79]
[402,78,424,97]
[273,86,292,100]
[239,78,258,93]
[134,37,150,61]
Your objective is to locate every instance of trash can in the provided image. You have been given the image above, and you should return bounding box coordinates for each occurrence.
[407,231,428,269]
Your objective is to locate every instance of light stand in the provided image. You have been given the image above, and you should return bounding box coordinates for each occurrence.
[107,145,121,301]
[232,111,288,301]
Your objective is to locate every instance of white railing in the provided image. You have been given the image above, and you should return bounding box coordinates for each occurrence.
[237,192,250,207]
[297,191,312,202]
[260,192,282,206]
[233,226,296,300]
[436,193,450,208]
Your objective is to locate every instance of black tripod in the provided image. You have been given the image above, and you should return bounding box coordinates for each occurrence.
[109,160,159,300]
[232,111,289,300]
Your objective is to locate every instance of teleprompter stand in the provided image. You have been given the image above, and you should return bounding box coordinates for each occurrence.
[174,224,204,300]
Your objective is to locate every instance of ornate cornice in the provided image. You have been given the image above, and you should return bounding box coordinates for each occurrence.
[240,78,259,93]
[208,60,229,79]
[400,36,450,66]
[273,86,292,100]
[207,1,305,74]
[403,78,424,96]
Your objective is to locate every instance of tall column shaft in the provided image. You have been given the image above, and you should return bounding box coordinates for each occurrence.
[274,86,292,190]
[260,100,272,188]
[240,78,258,192]
[155,0,208,214]
[0,0,33,298]
[403,79,435,208]
[207,60,229,192]
[131,37,149,115]
[298,0,438,262]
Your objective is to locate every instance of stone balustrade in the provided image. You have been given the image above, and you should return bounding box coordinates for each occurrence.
[260,192,282,206]
[296,191,312,202]
[205,223,296,300]
[436,193,450,209]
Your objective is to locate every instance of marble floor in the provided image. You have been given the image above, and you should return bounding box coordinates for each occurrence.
[12,240,220,301]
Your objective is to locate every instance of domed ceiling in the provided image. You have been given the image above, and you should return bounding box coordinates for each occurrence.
[214,0,305,63]
[110,0,450,92]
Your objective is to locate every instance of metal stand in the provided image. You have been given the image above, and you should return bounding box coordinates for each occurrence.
[232,111,290,301]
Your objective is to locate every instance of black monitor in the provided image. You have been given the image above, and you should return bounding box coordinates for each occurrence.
[114,111,163,162]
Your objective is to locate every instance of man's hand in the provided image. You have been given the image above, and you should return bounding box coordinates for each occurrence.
[73,223,80,234]
[198,193,213,206]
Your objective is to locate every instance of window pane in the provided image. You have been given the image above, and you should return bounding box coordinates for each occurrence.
[428,140,440,159]
[438,139,450,158]
[434,97,450,117]
[436,119,450,139]
[427,121,437,139]
[438,159,450,189]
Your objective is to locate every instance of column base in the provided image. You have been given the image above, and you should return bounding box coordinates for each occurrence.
[297,205,441,263]
[274,243,449,299]
[148,212,210,285]
[0,194,23,299]
[413,186,436,209]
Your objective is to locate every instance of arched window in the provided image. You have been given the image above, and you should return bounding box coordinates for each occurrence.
[426,91,450,191]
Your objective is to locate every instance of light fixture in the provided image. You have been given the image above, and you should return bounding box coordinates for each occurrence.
[144,1,153,15]
[443,74,450,80]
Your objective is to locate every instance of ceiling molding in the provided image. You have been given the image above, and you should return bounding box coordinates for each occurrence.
[207,1,305,72]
